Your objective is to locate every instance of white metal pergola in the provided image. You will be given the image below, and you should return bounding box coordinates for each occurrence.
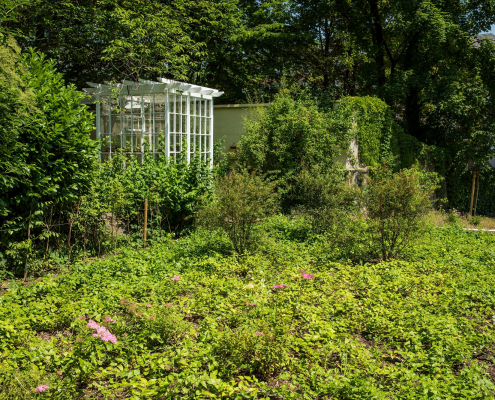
[83,78,224,165]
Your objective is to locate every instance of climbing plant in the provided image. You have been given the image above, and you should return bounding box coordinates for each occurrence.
[332,96,423,170]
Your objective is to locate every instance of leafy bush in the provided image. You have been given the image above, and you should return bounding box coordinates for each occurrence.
[237,87,349,209]
[470,215,482,226]
[0,47,98,277]
[364,167,438,260]
[296,167,351,233]
[294,167,369,260]
[198,169,278,254]
[446,208,462,226]
[98,152,213,239]
[0,49,97,222]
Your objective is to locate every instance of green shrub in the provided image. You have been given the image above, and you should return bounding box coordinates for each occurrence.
[295,167,369,260]
[198,169,279,254]
[446,208,462,226]
[0,48,98,277]
[237,87,347,209]
[470,215,482,226]
[99,152,213,239]
[364,167,438,260]
[296,167,351,234]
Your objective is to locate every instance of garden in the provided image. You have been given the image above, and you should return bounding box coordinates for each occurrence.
[2,218,495,399]
[3,1,495,398]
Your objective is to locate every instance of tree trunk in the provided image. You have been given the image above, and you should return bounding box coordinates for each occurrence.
[368,0,387,87]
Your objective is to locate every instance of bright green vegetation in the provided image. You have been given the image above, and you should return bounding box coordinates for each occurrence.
[2,223,495,399]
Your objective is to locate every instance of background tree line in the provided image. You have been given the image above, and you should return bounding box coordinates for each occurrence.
[3,0,495,158]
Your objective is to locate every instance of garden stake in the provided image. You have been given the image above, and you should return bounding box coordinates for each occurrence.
[143,199,148,248]
[469,171,477,216]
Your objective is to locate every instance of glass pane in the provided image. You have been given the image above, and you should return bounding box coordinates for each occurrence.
[123,97,133,115]
[101,135,111,152]
[111,116,121,134]
[144,114,153,133]
[142,96,152,113]
[205,100,210,117]
[111,97,120,113]
[112,133,122,149]
[100,115,110,134]
[100,96,110,114]
[169,94,176,113]
[155,115,165,134]
[175,114,180,133]
[176,134,181,153]
[133,115,142,132]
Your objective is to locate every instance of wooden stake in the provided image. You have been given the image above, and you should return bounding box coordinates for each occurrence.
[143,199,148,248]
[469,171,477,216]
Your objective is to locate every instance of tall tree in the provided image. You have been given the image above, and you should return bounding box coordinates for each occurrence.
[5,0,241,89]
[289,0,495,165]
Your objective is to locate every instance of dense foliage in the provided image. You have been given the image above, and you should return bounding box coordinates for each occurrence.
[198,169,279,254]
[238,88,347,175]
[0,146,213,278]
[0,47,97,222]
[0,45,98,278]
[99,152,213,239]
[334,97,423,170]
[364,168,439,260]
[3,0,495,211]
[2,221,495,399]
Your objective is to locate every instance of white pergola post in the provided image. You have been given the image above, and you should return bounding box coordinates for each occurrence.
[165,89,170,160]
[186,95,191,163]
[95,95,101,163]
[209,100,214,167]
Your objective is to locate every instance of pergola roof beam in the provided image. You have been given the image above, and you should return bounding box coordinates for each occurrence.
[83,78,223,99]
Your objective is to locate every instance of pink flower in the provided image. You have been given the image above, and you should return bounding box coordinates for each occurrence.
[298,270,307,274]
[35,385,49,393]
[171,276,181,281]
[254,331,264,336]
[88,322,117,343]
[145,304,152,307]
[92,325,117,343]
[302,273,315,279]
[273,284,288,289]
[104,316,115,323]
[87,320,100,329]
[247,303,256,306]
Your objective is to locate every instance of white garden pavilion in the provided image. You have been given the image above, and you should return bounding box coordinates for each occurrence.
[83,79,224,164]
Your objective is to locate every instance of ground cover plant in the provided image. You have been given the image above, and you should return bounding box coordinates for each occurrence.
[2,220,495,399]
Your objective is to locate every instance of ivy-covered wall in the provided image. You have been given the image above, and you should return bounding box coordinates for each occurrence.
[336,96,423,170]
[337,96,495,216]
